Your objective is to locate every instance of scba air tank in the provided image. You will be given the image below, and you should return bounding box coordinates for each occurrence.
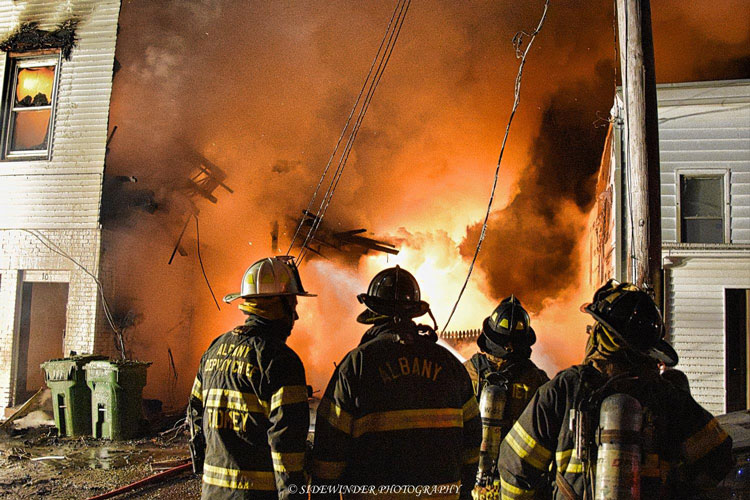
[595,393,643,500]
[476,384,508,486]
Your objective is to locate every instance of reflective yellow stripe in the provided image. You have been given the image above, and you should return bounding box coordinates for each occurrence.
[505,422,552,471]
[270,385,308,413]
[353,408,463,438]
[191,378,202,402]
[500,477,535,499]
[463,447,479,464]
[312,459,347,480]
[511,422,552,460]
[317,397,353,435]
[203,388,266,414]
[202,464,276,490]
[555,449,583,474]
[683,418,728,463]
[271,451,305,474]
[462,396,479,422]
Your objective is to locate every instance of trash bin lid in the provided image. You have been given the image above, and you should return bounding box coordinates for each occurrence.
[41,354,108,380]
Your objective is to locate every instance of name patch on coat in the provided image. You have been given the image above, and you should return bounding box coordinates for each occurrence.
[378,357,443,383]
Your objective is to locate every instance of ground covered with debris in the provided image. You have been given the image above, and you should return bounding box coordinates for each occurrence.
[0,426,200,499]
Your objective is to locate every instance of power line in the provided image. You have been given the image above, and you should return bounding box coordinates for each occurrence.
[19,229,127,359]
[441,0,550,334]
[288,0,411,263]
[285,0,404,257]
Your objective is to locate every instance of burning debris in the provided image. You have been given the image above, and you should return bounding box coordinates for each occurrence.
[183,151,234,204]
[289,210,399,259]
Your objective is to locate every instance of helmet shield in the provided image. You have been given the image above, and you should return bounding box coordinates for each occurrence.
[223,256,315,303]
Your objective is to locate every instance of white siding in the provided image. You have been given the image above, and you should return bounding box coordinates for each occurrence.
[666,257,750,415]
[0,0,121,229]
[656,81,750,244]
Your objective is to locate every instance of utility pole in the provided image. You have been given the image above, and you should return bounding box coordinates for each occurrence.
[616,0,662,305]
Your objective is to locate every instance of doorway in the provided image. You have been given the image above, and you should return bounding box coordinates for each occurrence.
[726,288,750,413]
[14,281,68,404]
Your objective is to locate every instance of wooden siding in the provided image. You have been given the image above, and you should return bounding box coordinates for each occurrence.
[0,1,121,229]
[656,81,750,244]
[666,257,750,415]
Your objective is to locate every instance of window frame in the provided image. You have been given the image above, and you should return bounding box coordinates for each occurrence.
[675,169,731,244]
[1,50,61,161]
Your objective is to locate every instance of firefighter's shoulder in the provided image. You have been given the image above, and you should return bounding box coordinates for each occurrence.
[536,365,599,400]
[254,334,304,370]
[202,330,237,357]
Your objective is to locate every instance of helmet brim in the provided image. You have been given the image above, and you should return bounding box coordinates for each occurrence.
[223,291,316,303]
[584,303,678,366]
[358,294,430,319]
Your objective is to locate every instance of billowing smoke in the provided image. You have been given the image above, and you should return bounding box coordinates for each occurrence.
[100,0,750,400]
[460,68,613,312]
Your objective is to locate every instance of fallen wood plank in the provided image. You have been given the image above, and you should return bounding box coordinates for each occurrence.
[0,388,44,431]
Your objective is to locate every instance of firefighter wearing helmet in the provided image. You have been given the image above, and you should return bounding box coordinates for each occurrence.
[496,280,732,500]
[312,266,481,499]
[465,297,548,500]
[188,256,314,499]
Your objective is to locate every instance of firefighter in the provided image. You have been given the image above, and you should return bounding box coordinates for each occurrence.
[188,256,314,499]
[464,297,548,500]
[496,280,733,499]
[312,266,481,499]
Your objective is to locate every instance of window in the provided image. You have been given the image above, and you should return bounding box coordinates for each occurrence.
[2,53,60,159]
[679,174,725,243]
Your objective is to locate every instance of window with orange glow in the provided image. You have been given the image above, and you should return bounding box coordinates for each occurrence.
[2,55,59,159]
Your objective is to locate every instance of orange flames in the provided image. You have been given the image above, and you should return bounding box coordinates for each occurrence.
[101,1,749,406]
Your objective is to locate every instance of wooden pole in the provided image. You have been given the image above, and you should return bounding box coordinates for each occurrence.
[616,0,662,304]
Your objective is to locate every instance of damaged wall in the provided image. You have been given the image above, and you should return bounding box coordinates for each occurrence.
[0,0,121,411]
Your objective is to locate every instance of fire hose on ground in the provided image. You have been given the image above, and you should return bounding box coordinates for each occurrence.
[85,461,192,500]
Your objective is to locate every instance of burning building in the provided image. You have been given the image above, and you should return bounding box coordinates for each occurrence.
[0,0,747,418]
[0,1,121,413]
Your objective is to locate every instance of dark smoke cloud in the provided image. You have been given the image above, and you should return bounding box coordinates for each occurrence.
[101,0,750,399]
[459,65,613,312]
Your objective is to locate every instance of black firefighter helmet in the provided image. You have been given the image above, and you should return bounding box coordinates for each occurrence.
[478,295,536,358]
[583,279,678,367]
[356,266,430,324]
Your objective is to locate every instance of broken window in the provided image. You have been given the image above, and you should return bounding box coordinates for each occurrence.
[2,53,60,159]
[679,174,725,244]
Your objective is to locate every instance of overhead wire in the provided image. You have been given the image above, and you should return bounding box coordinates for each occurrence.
[285,0,404,257]
[194,214,221,311]
[19,228,127,359]
[293,0,411,263]
[441,0,550,334]
[305,0,411,259]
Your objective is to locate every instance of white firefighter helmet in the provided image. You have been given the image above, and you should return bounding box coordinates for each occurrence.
[223,256,315,303]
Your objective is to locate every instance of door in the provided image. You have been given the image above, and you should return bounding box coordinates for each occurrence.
[726,288,750,413]
[14,281,68,404]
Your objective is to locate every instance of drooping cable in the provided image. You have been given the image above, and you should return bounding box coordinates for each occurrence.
[295,0,411,263]
[194,215,221,311]
[285,0,405,257]
[20,229,126,359]
[301,0,411,263]
[441,0,550,334]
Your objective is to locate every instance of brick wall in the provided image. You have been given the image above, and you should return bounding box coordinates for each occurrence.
[0,228,103,410]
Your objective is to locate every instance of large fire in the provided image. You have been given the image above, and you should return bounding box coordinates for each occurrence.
[101,0,749,406]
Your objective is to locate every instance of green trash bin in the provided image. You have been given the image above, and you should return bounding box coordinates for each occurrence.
[41,355,107,437]
[85,360,152,440]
